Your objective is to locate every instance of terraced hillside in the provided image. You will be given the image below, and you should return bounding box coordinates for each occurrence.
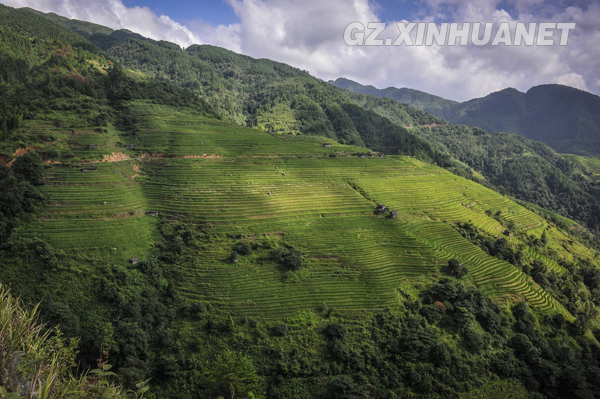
[20,102,576,318]
[564,154,600,182]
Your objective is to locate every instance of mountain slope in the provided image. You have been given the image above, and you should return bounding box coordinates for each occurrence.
[331,78,600,156]
[2,5,600,399]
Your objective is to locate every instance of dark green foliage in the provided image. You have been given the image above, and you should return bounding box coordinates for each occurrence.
[324,323,348,341]
[341,103,451,166]
[283,251,303,271]
[0,162,44,243]
[272,323,288,337]
[201,350,262,398]
[447,258,467,277]
[272,247,304,271]
[11,151,44,185]
[234,241,253,256]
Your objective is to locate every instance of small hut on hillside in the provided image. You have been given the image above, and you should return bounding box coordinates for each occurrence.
[129,258,139,265]
[124,144,136,149]
[322,143,333,148]
[375,204,389,214]
[88,143,99,149]
[81,167,97,172]
[145,210,159,216]
[388,210,398,219]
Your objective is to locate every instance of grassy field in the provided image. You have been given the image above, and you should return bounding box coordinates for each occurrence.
[16,102,589,318]
[563,153,600,181]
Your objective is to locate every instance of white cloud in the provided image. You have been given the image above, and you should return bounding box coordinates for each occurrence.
[554,72,588,91]
[1,0,599,101]
[203,0,600,101]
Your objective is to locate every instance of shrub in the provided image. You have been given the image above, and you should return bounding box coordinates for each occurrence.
[0,284,139,398]
[448,258,467,278]
[284,251,303,271]
[324,323,348,341]
[233,241,252,255]
[272,323,288,337]
[12,151,44,185]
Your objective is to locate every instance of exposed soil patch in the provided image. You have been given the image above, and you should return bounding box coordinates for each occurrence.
[102,152,130,162]
[183,154,223,159]
[13,146,36,156]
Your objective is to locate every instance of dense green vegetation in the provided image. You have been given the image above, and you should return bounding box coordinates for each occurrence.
[0,152,45,243]
[414,124,600,238]
[2,4,600,398]
[331,78,600,156]
[0,284,151,398]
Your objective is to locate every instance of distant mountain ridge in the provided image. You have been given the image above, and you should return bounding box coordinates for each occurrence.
[330,78,600,156]
[330,77,459,117]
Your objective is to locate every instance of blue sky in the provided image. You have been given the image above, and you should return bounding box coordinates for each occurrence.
[1,0,599,101]
[122,0,423,26]
[123,0,240,26]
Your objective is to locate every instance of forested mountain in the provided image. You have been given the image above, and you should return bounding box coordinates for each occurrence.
[3,5,600,399]
[330,77,459,118]
[331,78,600,156]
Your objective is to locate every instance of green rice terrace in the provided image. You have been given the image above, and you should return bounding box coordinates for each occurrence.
[15,102,585,319]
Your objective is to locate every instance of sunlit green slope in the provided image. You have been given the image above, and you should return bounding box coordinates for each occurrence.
[20,102,588,318]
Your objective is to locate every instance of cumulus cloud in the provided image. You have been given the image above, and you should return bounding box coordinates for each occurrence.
[209,0,600,100]
[554,72,588,91]
[1,0,599,101]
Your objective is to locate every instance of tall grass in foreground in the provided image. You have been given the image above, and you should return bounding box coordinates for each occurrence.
[0,284,149,399]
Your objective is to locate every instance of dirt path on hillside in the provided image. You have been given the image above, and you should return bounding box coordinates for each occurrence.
[102,152,130,162]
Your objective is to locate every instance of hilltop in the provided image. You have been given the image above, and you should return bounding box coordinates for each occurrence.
[330,78,600,156]
[1,4,600,398]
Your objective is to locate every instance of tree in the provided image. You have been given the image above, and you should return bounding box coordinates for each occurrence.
[283,250,303,271]
[203,350,261,399]
[11,151,44,185]
[233,241,252,255]
[448,258,467,278]
[324,323,348,341]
